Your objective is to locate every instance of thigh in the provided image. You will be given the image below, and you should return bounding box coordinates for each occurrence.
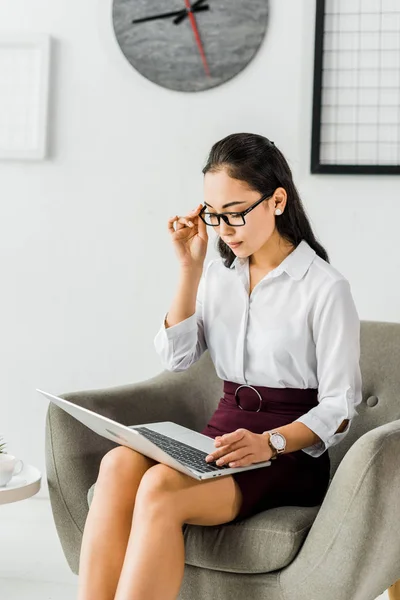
[137,464,244,526]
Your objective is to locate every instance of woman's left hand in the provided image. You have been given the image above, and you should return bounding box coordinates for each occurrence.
[205,428,275,467]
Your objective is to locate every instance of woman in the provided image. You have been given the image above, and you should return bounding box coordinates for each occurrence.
[77,133,362,600]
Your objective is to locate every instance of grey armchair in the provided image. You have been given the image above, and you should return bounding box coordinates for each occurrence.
[45,320,400,600]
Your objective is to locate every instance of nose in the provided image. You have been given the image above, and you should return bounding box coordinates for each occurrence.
[218,218,235,236]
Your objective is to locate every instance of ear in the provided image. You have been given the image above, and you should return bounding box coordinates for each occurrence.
[273,187,287,212]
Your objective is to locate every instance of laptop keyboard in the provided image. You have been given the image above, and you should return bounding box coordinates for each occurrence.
[134,427,230,473]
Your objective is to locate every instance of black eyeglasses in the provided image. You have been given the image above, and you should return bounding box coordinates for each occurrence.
[199,192,274,227]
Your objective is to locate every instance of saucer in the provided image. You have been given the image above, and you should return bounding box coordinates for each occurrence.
[0,475,28,489]
[0,464,41,504]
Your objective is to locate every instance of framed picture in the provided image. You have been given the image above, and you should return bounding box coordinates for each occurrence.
[311,0,400,174]
[0,33,51,160]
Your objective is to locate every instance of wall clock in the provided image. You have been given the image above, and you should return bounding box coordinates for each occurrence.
[112,0,269,92]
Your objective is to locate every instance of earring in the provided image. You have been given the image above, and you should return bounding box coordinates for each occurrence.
[275,208,282,216]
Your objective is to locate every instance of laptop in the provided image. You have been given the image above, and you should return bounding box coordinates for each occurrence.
[36,389,272,480]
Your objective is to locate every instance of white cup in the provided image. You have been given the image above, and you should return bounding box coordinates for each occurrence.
[0,454,24,487]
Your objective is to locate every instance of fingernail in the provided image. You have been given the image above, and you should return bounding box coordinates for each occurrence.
[215,441,221,446]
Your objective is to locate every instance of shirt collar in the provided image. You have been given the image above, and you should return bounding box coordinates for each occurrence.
[229,240,316,281]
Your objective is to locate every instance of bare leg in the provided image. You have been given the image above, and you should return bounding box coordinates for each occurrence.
[389,580,400,600]
[114,463,242,600]
[115,500,185,600]
[77,446,157,600]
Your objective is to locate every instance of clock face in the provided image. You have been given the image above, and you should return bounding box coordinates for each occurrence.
[112,0,269,92]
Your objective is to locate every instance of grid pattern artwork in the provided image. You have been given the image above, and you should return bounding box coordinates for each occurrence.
[311,0,400,174]
[0,34,50,160]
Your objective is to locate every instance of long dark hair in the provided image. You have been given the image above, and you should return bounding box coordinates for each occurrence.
[202,133,329,268]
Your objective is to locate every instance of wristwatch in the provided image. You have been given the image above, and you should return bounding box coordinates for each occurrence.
[263,430,287,459]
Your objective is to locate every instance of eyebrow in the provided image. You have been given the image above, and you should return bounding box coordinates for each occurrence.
[204,201,246,210]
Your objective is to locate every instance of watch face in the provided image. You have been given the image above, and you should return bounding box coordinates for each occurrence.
[271,434,285,450]
[112,0,269,92]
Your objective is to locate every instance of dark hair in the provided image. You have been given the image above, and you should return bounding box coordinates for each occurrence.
[202,133,329,268]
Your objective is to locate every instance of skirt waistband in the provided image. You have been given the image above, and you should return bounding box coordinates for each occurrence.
[223,380,319,413]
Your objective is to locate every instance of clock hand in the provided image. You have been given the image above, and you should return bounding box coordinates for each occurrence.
[173,0,208,25]
[182,0,211,77]
[132,3,208,25]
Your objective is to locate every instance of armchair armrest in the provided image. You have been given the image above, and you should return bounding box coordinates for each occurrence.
[45,351,221,573]
[280,419,400,600]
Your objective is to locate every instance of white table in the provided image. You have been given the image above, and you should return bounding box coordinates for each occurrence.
[0,464,41,505]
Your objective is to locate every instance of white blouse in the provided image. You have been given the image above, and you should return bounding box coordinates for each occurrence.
[154,240,362,458]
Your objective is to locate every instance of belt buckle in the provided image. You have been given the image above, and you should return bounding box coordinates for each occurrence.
[234,384,263,412]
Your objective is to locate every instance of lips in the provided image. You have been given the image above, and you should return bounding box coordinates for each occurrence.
[226,241,242,248]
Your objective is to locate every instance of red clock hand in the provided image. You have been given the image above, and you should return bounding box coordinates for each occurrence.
[183,0,210,77]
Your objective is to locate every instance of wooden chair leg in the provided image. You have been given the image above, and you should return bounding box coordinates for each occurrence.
[388,579,400,600]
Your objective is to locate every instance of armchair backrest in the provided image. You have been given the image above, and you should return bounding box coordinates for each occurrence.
[328,320,400,476]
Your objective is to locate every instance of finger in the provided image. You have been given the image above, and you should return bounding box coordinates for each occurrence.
[167,215,179,232]
[197,206,207,234]
[188,204,202,215]
[206,440,241,462]
[179,217,194,228]
[216,429,246,447]
[216,450,254,467]
[168,204,202,228]
[186,205,204,223]
[168,215,194,232]
[184,209,203,225]
[226,453,255,468]
[213,440,240,454]
[168,215,194,225]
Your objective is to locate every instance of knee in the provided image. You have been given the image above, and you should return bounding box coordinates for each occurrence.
[136,464,181,507]
[99,446,145,481]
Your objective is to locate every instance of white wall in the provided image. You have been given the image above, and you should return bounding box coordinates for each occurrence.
[0,0,399,498]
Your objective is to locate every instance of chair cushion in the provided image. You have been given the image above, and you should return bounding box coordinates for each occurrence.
[87,484,320,574]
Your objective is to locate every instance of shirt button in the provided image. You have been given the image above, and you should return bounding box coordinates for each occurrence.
[347,389,354,400]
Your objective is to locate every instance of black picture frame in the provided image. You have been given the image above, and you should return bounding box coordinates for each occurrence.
[310,0,400,175]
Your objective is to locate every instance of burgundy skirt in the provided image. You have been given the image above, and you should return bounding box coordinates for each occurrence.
[200,380,331,523]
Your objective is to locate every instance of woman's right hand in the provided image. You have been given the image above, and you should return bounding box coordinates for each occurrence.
[168,204,208,270]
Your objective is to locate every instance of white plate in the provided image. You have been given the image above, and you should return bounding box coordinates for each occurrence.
[0,464,41,505]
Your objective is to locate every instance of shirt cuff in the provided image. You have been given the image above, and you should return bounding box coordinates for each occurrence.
[293,413,351,458]
[161,312,198,340]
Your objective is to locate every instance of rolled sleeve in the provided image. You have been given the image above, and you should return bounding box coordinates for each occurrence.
[294,278,362,458]
[153,270,208,372]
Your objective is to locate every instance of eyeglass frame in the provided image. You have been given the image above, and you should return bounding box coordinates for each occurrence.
[198,191,274,227]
